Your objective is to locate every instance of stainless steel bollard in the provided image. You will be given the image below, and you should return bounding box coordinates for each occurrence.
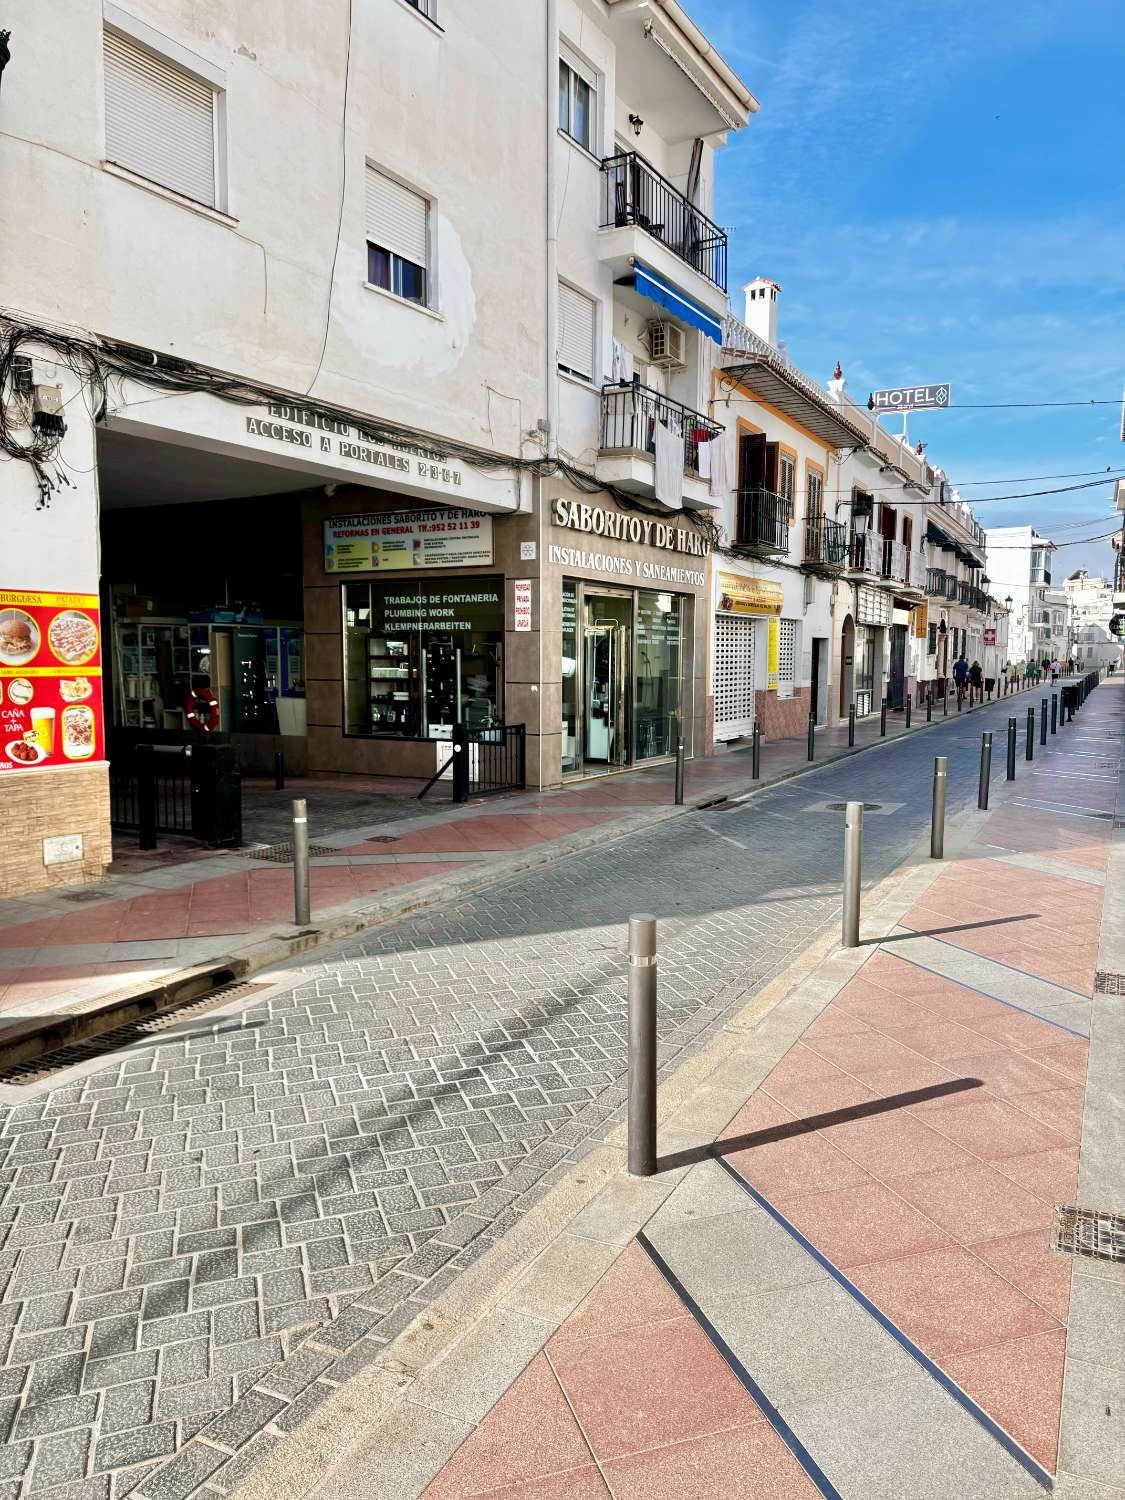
[1007,718,1017,779]
[978,733,992,810]
[627,914,658,1177]
[674,736,685,806]
[931,756,947,859]
[842,803,863,948]
[1026,706,1035,761]
[292,798,311,926]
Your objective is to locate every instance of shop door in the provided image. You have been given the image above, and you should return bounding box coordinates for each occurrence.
[888,625,907,710]
[854,625,875,716]
[582,592,631,770]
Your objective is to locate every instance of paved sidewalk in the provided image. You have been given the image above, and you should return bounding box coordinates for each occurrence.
[264,679,1124,1500]
[0,683,1043,1035]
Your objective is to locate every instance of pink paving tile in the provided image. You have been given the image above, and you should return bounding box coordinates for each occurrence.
[877,1017,1010,1063]
[551,1242,685,1353]
[993,1146,1080,1203]
[451,1469,610,1499]
[957,1007,1079,1052]
[421,1353,597,1499]
[971,1231,1072,1321]
[1019,1039,1090,1082]
[935,1049,1080,1100]
[773,1180,952,1269]
[716,1089,798,1144]
[941,1329,1066,1473]
[761,1069,879,1119]
[920,1096,1070,1160]
[848,1246,1061,1359]
[828,981,927,1028]
[802,1007,872,1039]
[800,1029,932,1076]
[600,1422,821,1500]
[0,916,63,949]
[818,1110,978,1180]
[549,1315,763,1463]
[1010,1086,1087,1141]
[888,1162,1054,1245]
[724,1130,873,1200]
[760,1043,847,1087]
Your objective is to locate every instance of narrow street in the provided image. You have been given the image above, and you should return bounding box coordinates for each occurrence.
[0,686,1118,1499]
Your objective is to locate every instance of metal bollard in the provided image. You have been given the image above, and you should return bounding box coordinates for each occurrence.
[674,736,685,806]
[842,802,863,948]
[880,698,887,737]
[943,687,948,716]
[274,749,285,791]
[848,703,856,747]
[752,721,761,779]
[906,695,912,730]
[931,756,947,859]
[136,744,157,852]
[1051,693,1058,735]
[1007,718,1017,780]
[627,914,658,1177]
[292,798,311,926]
[807,711,816,762]
[926,694,932,723]
[957,685,963,713]
[1040,699,1047,746]
[978,733,992,810]
[1026,706,1035,762]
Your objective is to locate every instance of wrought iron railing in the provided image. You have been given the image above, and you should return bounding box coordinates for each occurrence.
[734,489,789,554]
[601,152,728,291]
[600,380,722,479]
[803,513,847,567]
[881,539,908,583]
[847,531,881,573]
[109,742,241,849]
[926,568,948,597]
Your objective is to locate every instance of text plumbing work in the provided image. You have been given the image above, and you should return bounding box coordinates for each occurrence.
[0,2,1122,1498]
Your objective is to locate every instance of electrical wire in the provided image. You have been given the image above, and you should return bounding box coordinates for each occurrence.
[303,0,353,398]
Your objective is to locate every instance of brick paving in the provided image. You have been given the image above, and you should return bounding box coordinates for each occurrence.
[0,686,1107,1499]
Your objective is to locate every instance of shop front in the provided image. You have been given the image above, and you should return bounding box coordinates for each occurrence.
[712,570,784,743]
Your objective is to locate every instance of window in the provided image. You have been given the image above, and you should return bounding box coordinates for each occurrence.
[558,281,596,382]
[404,0,437,16]
[343,579,503,739]
[559,51,596,152]
[806,466,823,517]
[927,623,938,656]
[779,450,797,522]
[103,25,222,208]
[366,165,429,306]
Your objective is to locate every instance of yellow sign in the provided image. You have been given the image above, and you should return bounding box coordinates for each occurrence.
[0,591,99,610]
[767,617,780,690]
[913,602,928,639]
[717,572,783,617]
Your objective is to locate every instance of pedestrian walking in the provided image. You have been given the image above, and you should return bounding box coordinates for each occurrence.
[952,652,969,707]
[968,659,983,705]
[1051,657,1060,681]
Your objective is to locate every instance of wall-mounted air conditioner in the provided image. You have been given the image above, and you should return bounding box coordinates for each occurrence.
[647,321,684,368]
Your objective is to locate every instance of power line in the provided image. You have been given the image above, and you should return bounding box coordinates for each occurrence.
[939,399,1123,410]
[951,468,1125,485]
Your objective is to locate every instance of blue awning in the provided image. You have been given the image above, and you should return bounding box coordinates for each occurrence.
[633,262,723,345]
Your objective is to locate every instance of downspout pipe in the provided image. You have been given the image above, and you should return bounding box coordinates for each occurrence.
[545,0,559,462]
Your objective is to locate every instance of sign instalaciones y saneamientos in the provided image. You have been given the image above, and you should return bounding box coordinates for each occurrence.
[868,384,952,414]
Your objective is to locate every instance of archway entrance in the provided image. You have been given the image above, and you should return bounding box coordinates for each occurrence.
[839,613,855,717]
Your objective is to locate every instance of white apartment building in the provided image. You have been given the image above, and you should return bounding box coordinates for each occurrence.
[1065,569,1121,670]
[984,525,1057,666]
[0,0,755,896]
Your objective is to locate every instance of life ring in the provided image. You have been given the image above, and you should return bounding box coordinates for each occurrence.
[185,686,220,733]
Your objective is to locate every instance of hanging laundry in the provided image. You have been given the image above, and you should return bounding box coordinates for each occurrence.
[653,419,683,510]
[696,437,712,480]
[610,338,634,385]
[707,436,729,499]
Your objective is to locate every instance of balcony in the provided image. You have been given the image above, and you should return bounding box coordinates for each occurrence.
[880,538,909,586]
[926,568,949,598]
[597,381,722,503]
[733,489,789,556]
[802,514,847,571]
[846,530,882,576]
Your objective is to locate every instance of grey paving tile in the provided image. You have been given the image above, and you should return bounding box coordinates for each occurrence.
[647,1205,825,1308]
[1059,1358,1125,1488]
[306,1402,472,1500]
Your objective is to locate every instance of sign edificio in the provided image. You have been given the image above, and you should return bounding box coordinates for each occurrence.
[324,510,492,573]
[868,384,951,414]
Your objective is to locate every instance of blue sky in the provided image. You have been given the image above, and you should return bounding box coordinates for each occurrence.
[692,0,1125,579]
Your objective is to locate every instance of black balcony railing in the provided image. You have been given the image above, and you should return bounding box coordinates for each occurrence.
[926,568,948,597]
[847,532,880,574]
[600,380,722,479]
[803,513,847,568]
[734,489,789,555]
[944,574,959,600]
[601,152,728,292]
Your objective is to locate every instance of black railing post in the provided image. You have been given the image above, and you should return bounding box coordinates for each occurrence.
[136,744,157,851]
[848,703,855,746]
[274,749,285,790]
[751,721,761,778]
[452,723,470,804]
[880,698,887,736]
[906,693,912,730]
[1040,698,1047,746]
[1051,693,1058,734]
[1026,706,1035,761]
[926,693,932,723]
[1007,718,1017,779]
[675,734,685,803]
[807,711,816,762]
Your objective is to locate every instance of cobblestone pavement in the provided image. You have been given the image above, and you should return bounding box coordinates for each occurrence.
[0,700,1061,1499]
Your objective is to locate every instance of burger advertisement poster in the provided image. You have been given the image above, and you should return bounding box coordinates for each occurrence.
[0,590,104,772]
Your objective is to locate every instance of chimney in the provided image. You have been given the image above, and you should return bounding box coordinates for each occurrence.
[742,277,780,347]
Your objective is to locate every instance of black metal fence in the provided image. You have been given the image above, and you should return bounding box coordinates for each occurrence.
[452,724,527,803]
[601,152,728,291]
[110,742,242,849]
[734,488,789,554]
[600,380,722,479]
[803,514,847,567]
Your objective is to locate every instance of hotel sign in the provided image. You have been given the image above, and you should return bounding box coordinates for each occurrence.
[868,384,951,414]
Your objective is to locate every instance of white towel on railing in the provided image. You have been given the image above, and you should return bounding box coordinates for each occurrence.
[696,437,712,480]
[610,338,633,385]
[707,436,728,499]
[654,419,683,509]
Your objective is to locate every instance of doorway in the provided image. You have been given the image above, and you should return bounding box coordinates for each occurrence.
[582,591,632,770]
[839,614,855,717]
[888,624,907,710]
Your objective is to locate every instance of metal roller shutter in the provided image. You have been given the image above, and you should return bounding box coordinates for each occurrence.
[103,28,217,208]
[558,282,595,381]
[365,166,428,267]
[713,613,755,740]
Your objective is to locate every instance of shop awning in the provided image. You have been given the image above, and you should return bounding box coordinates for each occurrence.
[633,262,723,345]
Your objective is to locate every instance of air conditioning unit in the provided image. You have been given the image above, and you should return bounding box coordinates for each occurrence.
[647,321,684,368]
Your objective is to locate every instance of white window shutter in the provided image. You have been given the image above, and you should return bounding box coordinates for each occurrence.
[103,29,217,207]
[366,167,428,267]
[558,282,595,380]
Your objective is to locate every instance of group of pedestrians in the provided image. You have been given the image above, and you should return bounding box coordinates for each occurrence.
[951,653,1070,706]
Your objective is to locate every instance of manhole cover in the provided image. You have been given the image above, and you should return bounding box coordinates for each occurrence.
[246,842,338,862]
[1052,1204,1125,1264]
[365,835,400,844]
[58,888,116,903]
[824,802,883,813]
[1094,972,1125,995]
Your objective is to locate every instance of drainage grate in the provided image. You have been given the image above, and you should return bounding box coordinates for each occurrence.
[1051,1204,1125,1264]
[824,802,883,813]
[1094,972,1125,995]
[246,842,338,862]
[0,980,271,1087]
